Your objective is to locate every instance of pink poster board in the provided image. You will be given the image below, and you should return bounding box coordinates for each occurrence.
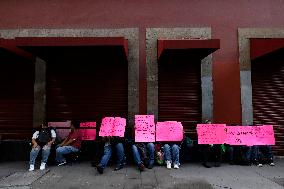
[135,115,155,142]
[156,121,184,141]
[80,122,96,140]
[253,125,275,145]
[224,126,255,146]
[99,117,126,137]
[113,117,126,137]
[197,124,226,144]
[99,117,115,137]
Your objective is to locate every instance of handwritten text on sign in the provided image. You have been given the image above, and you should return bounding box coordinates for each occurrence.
[197,125,275,145]
[135,115,155,142]
[197,124,226,144]
[156,121,184,141]
[99,117,126,137]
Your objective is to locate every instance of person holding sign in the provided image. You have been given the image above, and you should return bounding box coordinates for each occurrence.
[155,121,184,169]
[96,136,125,174]
[132,142,155,171]
[55,120,82,166]
[29,122,56,171]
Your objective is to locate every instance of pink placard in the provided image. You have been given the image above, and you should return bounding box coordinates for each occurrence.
[156,121,184,141]
[112,117,126,137]
[253,125,275,145]
[135,115,155,142]
[197,124,226,144]
[225,126,255,146]
[99,117,115,137]
[99,117,126,137]
[80,122,96,140]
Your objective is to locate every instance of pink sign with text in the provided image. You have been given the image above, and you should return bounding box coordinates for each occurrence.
[99,117,126,137]
[135,115,155,142]
[156,121,184,141]
[197,124,226,144]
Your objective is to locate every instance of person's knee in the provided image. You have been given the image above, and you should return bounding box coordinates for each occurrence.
[147,143,154,150]
[164,144,170,149]
[172,144,179,151]
[56,147,63,153]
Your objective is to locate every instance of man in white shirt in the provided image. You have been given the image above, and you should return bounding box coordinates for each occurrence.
[29,122,56,171]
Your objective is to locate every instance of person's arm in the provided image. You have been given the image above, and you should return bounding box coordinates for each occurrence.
[60,138,69,146]
[32,138,38,148]
[47,129,56,146]
[31,131,39,148]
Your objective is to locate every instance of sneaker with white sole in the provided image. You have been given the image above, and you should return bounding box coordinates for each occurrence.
[40,162,46,170]
[173,164,179,169]
[29,164,35,171]
[166,161,171,169]
[57,161,67,166]
[257,163,263,167]
[269,162,275,166]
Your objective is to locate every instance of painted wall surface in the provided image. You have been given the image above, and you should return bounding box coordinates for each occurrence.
[0,0,284,124]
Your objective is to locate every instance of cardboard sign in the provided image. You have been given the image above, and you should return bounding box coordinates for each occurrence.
[156,121,184,141]
[80,122,96,140]
[99,117,126,137]
[197,124,226,144]
[135,115,155,142]
[225,126,255,146]
[254,125,275,145]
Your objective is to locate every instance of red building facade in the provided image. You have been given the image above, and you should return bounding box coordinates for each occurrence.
[0,0,283,155]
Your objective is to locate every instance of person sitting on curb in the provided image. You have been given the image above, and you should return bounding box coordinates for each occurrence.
[251,145,275,167]
[96,136,125,174]
[132,142,155,171]
[163,143,181,169]
[56,120,82,166]
[29,122,56,171]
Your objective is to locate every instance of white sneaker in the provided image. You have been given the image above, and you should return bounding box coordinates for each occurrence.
[29,164,35,171]
[166,161,171,169]
[174,164,179,169]
[269,162,275,166]
[257,163,263,167]
[40,162,46,170]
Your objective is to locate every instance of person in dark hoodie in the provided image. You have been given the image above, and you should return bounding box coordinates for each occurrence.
[29,122,56,171]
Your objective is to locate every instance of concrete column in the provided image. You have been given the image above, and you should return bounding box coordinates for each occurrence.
[33,57,46,128]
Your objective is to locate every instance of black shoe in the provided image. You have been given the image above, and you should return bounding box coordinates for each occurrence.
[97,165,104,174]
[138,163,145,171]
[202,163,211,168]
[114,165,123,171]
[147,164,154,169]
[214,162,221,167]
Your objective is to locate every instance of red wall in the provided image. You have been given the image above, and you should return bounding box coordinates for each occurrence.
[0,0,283,124]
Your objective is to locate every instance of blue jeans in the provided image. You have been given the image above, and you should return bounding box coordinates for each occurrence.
[56,146,79,163]
[98,143,125,169]
[163,144,180,165]
[29,145,51,165]
[132,143,155,167]
[251,145,273,163]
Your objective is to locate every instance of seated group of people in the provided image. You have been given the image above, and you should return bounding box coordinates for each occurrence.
[29,120,275,173]
[29,120,81,171]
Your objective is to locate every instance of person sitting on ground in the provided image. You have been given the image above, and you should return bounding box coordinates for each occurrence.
[96,136,125,174]
[29,122,56,171]
[201,120,222,168]
[251,145,275,167]
[56,120,82,166]
[132,142,155,171]
[163,142,181,169]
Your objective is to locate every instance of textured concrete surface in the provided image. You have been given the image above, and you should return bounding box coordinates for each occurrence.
[0,160,283,189]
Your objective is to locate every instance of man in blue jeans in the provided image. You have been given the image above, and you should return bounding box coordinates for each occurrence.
[251,145,275,167]
[163,143,180,169]
[29,122,56,171]
[132,142,155,171]
[97,137,125,174]
[56,120,82,166]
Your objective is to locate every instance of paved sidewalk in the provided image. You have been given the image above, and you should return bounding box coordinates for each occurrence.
[0,160,283,189]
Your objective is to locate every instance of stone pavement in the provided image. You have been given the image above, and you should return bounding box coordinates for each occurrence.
[0,160,284,189]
